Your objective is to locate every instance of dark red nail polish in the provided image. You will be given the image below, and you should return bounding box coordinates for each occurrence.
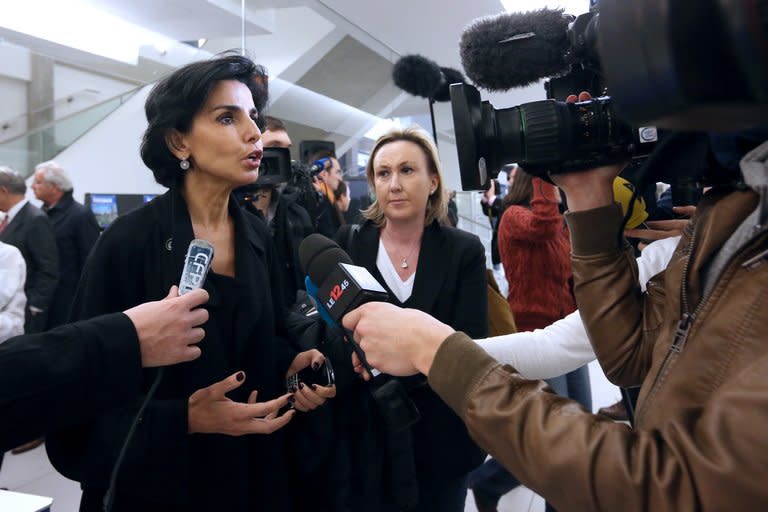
[310,384,318,391]
[299,383,305,389]
[312,362,320,370]
[236,371,245,382]
[287,396,295,404]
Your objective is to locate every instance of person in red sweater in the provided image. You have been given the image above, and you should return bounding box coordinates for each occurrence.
[497,169,575,332]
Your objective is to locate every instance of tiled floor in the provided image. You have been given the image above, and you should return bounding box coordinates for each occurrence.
[0,361,618,511]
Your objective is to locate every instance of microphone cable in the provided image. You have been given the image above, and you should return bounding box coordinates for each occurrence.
[103,368,164,512]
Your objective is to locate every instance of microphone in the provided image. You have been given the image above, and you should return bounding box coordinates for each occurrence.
[179,240,215,295]
[459,8,571,91]
[299,234,388,374]
[392,54,465,102]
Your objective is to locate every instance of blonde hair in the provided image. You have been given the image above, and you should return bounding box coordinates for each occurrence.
[361,126,447,227]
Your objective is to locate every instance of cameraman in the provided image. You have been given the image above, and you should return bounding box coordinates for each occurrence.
[343,121,768,511]
[309,150,344,238]
[239,116,314,309]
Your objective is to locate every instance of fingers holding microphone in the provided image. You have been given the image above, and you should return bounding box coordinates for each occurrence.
[124,285,210,368]
[343,302,454,377]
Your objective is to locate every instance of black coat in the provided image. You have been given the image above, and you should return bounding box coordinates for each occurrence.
[44,192,101,328]
[334,220,488,509]
[46,188,301,511]
[0,313,141,452]
[0,201,59,332]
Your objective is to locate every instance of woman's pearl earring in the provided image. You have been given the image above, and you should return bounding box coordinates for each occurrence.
[179,159,190,170]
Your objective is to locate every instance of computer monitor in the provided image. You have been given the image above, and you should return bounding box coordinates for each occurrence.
[87,194,118,230]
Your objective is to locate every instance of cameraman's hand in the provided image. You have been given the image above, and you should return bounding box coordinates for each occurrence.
[549,91,625,212]
[286,349,336,412]
[188,371,295,435]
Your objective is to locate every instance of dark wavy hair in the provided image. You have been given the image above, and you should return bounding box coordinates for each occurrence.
[140,55,268,188]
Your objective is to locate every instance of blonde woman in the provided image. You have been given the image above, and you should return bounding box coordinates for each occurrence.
[334,126,488,511]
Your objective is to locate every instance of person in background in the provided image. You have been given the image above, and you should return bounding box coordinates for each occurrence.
[0,167,58,335]
[46,55,333,512]
[310,150,344,237]
[333,126,488,512]
[31,160,100,328]
[0,240,26,471]
[480,165,516,267]
[0,241,26,344]
[334,179,351,226]
[239,115,314,309]
[260,115,292,149]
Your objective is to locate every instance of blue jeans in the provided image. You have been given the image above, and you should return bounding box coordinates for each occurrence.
[468,366,592,512]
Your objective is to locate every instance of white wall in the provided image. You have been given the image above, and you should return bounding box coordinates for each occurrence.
[53,64,136,119]
[0,76,29,143]
[53,84,166,203]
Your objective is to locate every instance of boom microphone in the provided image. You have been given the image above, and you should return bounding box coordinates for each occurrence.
[459,8,571,91]
[392,54,465,102]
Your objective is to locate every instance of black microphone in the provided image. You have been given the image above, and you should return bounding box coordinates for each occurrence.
[392,54,465,102]
[459,8,571,91]
[299,234,388,374]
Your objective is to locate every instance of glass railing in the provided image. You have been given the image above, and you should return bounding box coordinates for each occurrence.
[0,86,141,177]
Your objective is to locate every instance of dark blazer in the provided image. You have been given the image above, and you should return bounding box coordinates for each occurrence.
[44,192,101,328]
[47,188,298,511]
[0,202,59,332]
[0,313,141,452]
[337,219,488,506]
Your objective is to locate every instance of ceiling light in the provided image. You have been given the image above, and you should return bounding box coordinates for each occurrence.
[0,0,176,64]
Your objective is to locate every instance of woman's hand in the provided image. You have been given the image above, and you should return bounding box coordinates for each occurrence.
[188,371,295,435]
[625,205,696,250]
[286,349,337,412]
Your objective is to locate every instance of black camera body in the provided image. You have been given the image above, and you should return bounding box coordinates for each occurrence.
[451,83,659,189]
[452,0,768,190]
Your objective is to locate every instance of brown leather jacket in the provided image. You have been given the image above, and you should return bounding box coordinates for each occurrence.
[429,172,768,510]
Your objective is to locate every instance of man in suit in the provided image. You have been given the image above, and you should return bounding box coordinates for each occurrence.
[31,161,100,328]
[0,167,58,334]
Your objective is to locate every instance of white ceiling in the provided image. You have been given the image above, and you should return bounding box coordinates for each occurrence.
[0,0,586,151]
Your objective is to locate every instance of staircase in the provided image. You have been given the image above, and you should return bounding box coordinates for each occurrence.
[0,86,142,177]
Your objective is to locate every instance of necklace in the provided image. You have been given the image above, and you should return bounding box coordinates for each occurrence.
[382,231,419,269]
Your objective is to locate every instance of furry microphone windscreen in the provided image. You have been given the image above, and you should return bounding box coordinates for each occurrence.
[460,8,571,91]
[392,54,444,98]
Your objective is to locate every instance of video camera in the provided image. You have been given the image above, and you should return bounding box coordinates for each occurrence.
[233,146,326,205]
[451,0,768,190]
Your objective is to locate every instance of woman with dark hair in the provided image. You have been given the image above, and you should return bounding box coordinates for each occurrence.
[47,55,334,511]
[334,126,487,512]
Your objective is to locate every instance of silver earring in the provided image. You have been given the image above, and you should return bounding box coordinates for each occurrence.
[179,159,190,170]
